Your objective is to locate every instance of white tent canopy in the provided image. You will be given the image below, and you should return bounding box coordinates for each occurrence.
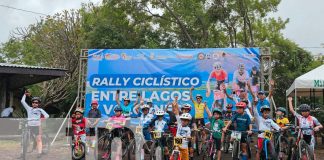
[286,64,324,97]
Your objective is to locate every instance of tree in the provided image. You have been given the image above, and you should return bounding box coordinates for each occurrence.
[0,10,83,108]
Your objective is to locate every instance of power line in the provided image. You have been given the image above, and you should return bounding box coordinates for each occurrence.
[0,4,47,16]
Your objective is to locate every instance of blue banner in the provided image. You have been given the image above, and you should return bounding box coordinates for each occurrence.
[85,48,260,118]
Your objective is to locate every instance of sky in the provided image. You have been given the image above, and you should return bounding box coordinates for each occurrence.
[0,0,323,55]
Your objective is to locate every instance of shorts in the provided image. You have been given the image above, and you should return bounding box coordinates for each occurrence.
[240,133,248,144]
[143,128,151,141]
[179,147,189,160]
[213,137,221,150]
[194,118,205,127]
[303,134,315,150]
[88,127,96,136]
[215,80,225,90]
[30,126,41,136]
[169,125,177,137]
[111,128,124,138]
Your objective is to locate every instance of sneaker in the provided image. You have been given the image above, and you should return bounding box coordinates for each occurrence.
[229,143,233,151]
[91,141,96,148]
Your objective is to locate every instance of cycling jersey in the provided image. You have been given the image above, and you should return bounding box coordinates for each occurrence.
[209,117,224,139]
[253,107,280,138]
[193,101,205,119]
[21,94,49,126]
[231,113,251,131]
[276,117,289,128]
[150,118,169,132]
[233,70,249,83]
[72,117,86,135]
[120,104,132,117]
[210,70,227,81]
[294,112,321,136]
[108,115,126,129]
[176,115,191,148]
[138,113,154,128]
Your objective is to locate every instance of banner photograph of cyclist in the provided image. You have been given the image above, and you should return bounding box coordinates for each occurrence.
[85,48,260,118]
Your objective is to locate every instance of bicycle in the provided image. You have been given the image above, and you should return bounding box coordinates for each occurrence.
[149,130,173,160]
[273,124,294,160]
[128,125,153,159]
[170,136,192,160]
[19,119,50,160]
[222,120,232,153]
[200,127,221,160]
[193,120,205,155]
[290,126,315,160]
[71,134,86,160]
[254,129,279,160]
[227,130,251,160]
[98,121,130,160]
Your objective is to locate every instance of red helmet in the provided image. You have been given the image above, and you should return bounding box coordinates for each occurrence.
[235,102,247,109]
[91,100,98,105]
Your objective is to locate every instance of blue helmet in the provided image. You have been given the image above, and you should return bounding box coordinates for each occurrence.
[114,106,122,112]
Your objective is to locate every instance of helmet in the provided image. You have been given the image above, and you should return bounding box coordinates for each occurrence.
[91,100,98,105]
[123,98,130,102]
[179,113,192,120]
[241,99,249,105]
[181,103,192,111]
[299,104,310,112]
[196,94,203,99]
[235,102,247,109]
[140,104,150,110]
[114,106,122,112]
[74,108,84,114]
[252,66,258,71]
[226,104,233,109]
[155,109,165,116]
[276,107,287,115]
[31,97,41,103]
[260,105,271,113]
[238,63,245,69]
[212,108,222,115]
[213,62,222,70]
[258,91,265,95]
[147,99,153,104]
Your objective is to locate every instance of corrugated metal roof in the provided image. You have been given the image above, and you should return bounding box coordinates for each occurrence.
[0,63,67,71]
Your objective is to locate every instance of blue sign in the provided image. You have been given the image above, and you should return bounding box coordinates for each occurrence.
[85,48,260,117]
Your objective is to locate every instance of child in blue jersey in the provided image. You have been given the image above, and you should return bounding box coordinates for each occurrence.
[150,109,170,157]
[134,104,154,140]
[116,89,140,117]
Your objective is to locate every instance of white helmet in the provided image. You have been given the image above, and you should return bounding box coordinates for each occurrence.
[181,103,192,111]
[179,113,192,120]
[140,104,150,110]
[155,109,165,116]
[213,62,222,70]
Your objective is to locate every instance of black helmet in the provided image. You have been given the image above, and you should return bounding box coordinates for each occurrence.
[299,104,310,112]
[31,97,41,103]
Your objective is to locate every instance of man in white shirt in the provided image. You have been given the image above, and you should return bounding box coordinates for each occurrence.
[1,106,15,117]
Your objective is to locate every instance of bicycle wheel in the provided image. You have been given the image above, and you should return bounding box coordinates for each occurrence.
[22,130,29,160]
[42,133,50,154]
[72,142,85,160]
[299,140,314,160]
[150,141,157,160]
[200,141,209,160]
[287,138,296,160]
[223,134,230,153]
[196,131,203,155]
[232,141,239,160]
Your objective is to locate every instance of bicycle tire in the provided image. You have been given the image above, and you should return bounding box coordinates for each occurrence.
[149,141,157,160]
[299,140,314,160]
[287,138,296,160]
[223,134,230,153]
[42,133,50,154]
[22,130,29,160]
[232,141,239,160]
[72,141,85,160]
[196,130,203,155]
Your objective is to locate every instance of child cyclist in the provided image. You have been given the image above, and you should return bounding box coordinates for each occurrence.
[275,107,290,129]
[149,109,170,158]
[101,106,126,159]
[172,107,192,160]
[72,108,87,144]
[288,97,323,159]
[253,104,280,160]
[223,102,252,160]
[205,106,224,160]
